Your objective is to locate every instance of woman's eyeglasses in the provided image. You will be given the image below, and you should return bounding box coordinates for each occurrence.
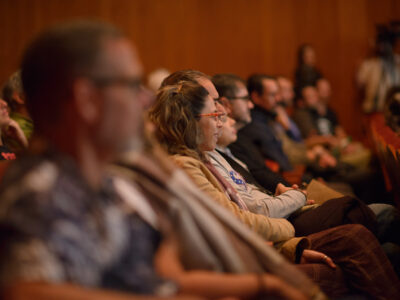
[197,112,227,123]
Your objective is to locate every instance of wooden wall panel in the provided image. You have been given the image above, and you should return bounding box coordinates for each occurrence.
[0,0,399,138]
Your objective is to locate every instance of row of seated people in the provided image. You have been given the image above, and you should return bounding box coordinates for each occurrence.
[155,70,400,277]
[0,20,399,300]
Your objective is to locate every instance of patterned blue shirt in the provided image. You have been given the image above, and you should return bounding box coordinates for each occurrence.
[0,151,174,295]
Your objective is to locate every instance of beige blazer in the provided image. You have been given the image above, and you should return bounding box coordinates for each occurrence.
[171,154,308,261]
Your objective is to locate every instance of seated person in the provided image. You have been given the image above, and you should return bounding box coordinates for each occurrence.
[0,21,308,300]
[148,79,400,299]
[276,76,339,169]
[384,86,400,133]
[294,44,323,98]
[209,109,312,219]
[1,70,34,152]
[0,99,27,160]
[316,78,371,168]
[233,74,293,172]
[294,82,370,165]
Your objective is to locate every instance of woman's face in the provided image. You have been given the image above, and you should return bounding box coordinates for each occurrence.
[217,116,237,147]
[303,46,316,66]
[197,95,223,152]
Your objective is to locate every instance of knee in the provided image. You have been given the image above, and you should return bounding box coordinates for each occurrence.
[339,223,375,239]
[368,203,400,222]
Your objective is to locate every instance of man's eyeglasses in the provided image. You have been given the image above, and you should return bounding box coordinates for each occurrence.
[228,95,251,101]
[197,112,227,123]
[90,76,143,92]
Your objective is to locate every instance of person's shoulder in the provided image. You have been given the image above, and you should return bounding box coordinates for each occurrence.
[0,154,63,217]
[170,154,202,167]
[0,154,54,187]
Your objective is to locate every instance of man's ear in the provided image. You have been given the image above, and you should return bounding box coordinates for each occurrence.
[72,78,99,124]
[250,91,259,105]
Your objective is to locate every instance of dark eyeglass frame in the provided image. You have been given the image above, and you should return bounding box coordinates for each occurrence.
[90,76,143,91]
[227,95,251,101]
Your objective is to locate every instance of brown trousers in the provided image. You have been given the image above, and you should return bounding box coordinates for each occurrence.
[297,224,400,300]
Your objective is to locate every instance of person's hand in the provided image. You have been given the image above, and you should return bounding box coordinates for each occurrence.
[275,183,308,196]
[5,119,19,133]
[306,199,315,205]
[300,249,336,269]
[318,152,337,168]
[275,106,291,130]
[325,135,340,148]
[291,184,313,204]
[4,119,28,148]
[275,183,293,196]
[265,241,274,246]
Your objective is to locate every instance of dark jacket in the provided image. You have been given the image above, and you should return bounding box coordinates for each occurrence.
[232,106,293,172]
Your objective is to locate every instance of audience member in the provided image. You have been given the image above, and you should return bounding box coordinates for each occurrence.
[0,20,176,296]
[293,85,339,140]
[0,21,314,300]
[384,86,400,133]
[316,78,372,168]
[0,98,27,160]
[1,70,34,144]
[0,100,17,161]
[357,25,400,113]
[148,79,400,299]
[277,76,296,113]
[294,44,323,97]
[235,74,293,172]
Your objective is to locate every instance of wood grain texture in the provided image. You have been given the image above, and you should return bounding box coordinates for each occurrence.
[0,0,399,137]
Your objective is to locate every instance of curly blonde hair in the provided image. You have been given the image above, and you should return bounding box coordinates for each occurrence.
[147,81,209,160]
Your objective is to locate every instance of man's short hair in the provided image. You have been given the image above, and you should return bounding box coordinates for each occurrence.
[211,73,245,99]
[21,20,122,132]
[160,69,209,87]
[247,74,275,96]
